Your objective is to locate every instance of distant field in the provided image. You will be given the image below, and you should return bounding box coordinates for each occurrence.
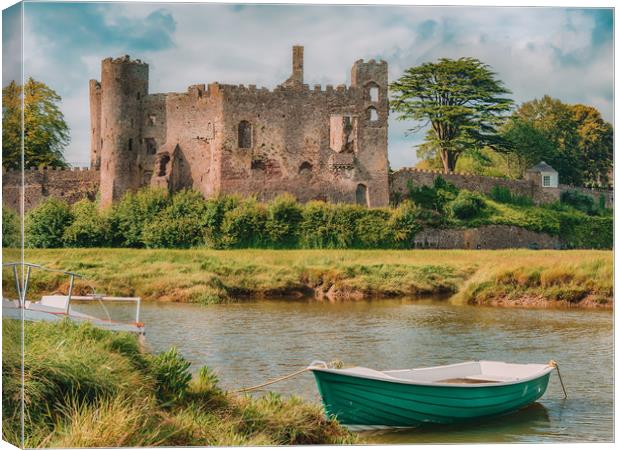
[3,248,613,308]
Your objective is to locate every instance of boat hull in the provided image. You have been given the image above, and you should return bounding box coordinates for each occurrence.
[311,369,551,427]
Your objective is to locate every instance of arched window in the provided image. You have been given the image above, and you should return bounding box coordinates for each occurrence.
[157,154,170,177]
[367,107,379,122]
[238,121,252,149]
[356,184,369,207]
[299,161,313,174]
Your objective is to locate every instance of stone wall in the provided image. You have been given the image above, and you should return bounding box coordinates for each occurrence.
[390,168,613,208]
[2,167,100,212]
[413,225,560,250]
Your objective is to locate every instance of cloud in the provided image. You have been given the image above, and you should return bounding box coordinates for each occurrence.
[13,4,613,168]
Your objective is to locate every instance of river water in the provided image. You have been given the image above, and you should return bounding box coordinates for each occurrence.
[93,298,613,444]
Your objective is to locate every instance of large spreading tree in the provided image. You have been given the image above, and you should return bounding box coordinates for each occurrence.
[502,96,613,187]
[2,77,69,170]
[390,57,513,173]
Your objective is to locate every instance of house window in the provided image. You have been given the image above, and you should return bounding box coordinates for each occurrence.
[543,175,551,187]
[238,121,252,149]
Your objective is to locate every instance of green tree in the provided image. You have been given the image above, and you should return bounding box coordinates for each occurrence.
[2,78,70,170]
[390,57,513,173]
[506,96,613,187]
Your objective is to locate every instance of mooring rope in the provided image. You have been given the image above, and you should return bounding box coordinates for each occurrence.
[232,360,344,394]
[548,360,567,399]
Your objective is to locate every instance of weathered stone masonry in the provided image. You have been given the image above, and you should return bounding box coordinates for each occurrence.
[90,46,390,208]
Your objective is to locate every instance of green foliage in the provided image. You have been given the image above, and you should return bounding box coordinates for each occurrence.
[559,215,613,250]
[489,185,533,206]
[147,347,192,404]
[505,96,613,186]
[220,198,268,248]
[203,196,241,248]
[388,201,423,247]
[25,198,73,248]
[449,190,486,220]
[63,199,111,247]
[111,188,170,247]
[560,190,598,216]
[2,208,20,248]
[265,194,303,248]
[390,57,513,172]
[142,190,208,248]
[407,176,458,213]
[2,78,70,170]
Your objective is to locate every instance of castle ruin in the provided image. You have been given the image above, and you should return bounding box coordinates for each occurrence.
[89,46,390,207]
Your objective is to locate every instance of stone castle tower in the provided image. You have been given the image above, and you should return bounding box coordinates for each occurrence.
[89,46,389,208]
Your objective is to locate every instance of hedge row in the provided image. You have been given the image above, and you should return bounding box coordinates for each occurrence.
[6,183,612,250]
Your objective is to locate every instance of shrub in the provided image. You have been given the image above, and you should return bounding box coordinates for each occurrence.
[203,196,241,248]
[449,190,486,220]
[407,176,458,212]
[489,185,533,206]
[298,201,331,248]
[147,347,192,404]
[142,190,208,248]
[265,194,302,248]
[63,199,111,247]
[111,188,169,247]
[220,198,267,248]
[354,209,392,248]
[388,200,422,248]
[327,204,366,248]
[560,190,597,215]
[25,198,73,248]
[2,208,20,248]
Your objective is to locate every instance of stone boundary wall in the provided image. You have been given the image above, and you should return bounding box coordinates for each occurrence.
[2,167,100,212]
[390,168,613,208]
[413,225,560,250]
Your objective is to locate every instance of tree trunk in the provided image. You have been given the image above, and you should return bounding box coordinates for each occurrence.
[440,148,458,173]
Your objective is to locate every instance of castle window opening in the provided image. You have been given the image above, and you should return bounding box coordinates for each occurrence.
[149,115,156,126]
[368,84,379,102]
[145,138,157,155]
[299,161,313,174]
[128,138,133,151]
[238,121,252,149]
[137,92,141,100]
[367,107,379,122]
[356,183,369,207]
[157,154,170,177]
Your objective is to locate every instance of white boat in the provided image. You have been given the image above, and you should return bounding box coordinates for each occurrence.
[2,262,144,335]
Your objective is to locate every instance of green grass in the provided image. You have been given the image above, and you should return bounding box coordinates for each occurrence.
[2,319,355,448]
[3,248,612,308]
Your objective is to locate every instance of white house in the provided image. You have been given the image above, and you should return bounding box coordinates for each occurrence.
[526,161,559,188]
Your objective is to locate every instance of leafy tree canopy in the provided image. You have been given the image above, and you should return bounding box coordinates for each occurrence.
[503,95,613,187]
[2,78,70,170]
[390,57,513,173]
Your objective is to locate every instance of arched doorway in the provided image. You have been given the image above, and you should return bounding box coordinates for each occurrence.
[356,183,369,207]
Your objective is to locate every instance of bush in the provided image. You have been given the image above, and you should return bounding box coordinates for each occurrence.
[407,176,458,212]
[298,201,331,248]
[63,199,111,247]
[203,196,241,248]
[265,194,302,248]
[388,200,423,248]
[354,209,392,248]
[560,190,598,215]
[489,185,533,206]
[25,198,73,248]
[220,198,267,248]
[449,190,486,220]
[111,188,170,247]
[142,190,208,248]
[2,208,20,248]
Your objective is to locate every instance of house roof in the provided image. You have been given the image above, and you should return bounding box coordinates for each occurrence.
[526,161,558,173]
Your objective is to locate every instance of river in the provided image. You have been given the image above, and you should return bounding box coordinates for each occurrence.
[92,298,614,444]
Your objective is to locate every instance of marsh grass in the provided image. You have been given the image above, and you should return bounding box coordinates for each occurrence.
[2,319,355,447]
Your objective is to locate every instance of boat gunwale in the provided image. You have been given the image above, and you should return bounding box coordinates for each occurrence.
[309,360,555,388]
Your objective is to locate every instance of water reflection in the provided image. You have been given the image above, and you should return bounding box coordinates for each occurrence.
[77,298,613,443]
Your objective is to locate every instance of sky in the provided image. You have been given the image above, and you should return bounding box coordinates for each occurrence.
[2,2,614,168]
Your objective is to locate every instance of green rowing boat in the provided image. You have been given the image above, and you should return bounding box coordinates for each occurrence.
[309,360,555,429]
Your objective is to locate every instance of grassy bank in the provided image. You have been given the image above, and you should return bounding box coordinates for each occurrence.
[2,319,354,448]
[6,248,613,308]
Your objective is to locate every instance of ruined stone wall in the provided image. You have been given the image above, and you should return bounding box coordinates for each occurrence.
[2,168,100,212]
[390,168,613,207]
[414,225,560,250]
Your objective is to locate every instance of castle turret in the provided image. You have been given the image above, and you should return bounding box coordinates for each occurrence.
[281,45,304,88]
[99,55,149,207]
